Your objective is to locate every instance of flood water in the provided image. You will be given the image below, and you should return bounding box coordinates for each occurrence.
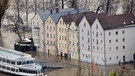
[0,51,135,76]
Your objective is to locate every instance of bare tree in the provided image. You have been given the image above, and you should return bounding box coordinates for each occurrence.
[65,0,78,9]
[98,0,119,15]
[0,0,9,46]
[123,0,135,14]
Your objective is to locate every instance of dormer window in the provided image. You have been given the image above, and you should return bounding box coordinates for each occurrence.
[84,22,86,27]
[131,21,134,23]
[123,22,126,24]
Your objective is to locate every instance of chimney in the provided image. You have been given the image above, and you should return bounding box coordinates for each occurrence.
[56,8,59,13]
[84,12,86,15]
[50,9,52,14]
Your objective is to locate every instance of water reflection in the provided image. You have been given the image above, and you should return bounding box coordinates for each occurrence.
[26,51,135,76]
[0,51,135,76]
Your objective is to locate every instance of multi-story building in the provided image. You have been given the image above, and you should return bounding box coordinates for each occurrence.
[44,8,75,55]
[61,13,84,60]
[56,9,87,57]
[31,11,50,52]
[78,12,97,62]
[91,13,135,65]
[45,8,87,56]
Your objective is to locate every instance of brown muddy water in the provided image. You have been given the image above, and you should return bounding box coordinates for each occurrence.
[1,51,135,76]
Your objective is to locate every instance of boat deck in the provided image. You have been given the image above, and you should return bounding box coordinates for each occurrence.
[0,47,31,60]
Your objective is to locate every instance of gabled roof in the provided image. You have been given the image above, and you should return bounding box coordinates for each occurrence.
[84,12,105,25]
[35,8,75,22]
[61,11,98,27]
[97,13,135,30]
[51,8,87,23]
[37,11,50,22]
[61,12,85,26]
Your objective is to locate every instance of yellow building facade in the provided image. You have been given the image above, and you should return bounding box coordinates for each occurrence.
[44,16,57,55]
[69,22,79,60]
[57,17,69,57]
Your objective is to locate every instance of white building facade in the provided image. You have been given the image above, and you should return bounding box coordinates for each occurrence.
[31,11,50,52]
[91,14,135,65]
[78,16,91,62]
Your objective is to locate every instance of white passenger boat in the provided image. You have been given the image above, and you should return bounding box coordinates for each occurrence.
[0,47,44,76]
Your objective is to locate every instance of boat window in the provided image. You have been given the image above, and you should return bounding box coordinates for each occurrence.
[0,58,1,61]
[30,60,34,64]
[7,60,10,63]
[7,67,10,70]
[26,61,29,64]
[11,68,15,71]
[22,62,25,65]
[2,66,5,69]
[17,62,22,65]
[11,61,15,65]
[2,59,6,62]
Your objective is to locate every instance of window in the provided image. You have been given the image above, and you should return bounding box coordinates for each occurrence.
[47,40,49,44]
[82,29,84,32]
[82,37,84,40]
[53,34,55,38]
[109,32,111,35]
[65,44,66,48]
[109,57,112,60]
[116,56,119,59]
[93,31,94,34]
[123,46,125,49]
[93,46,95,49]
[47,26,49,30]
[62,36,63,40]
[96,32,98,37]
[96,39,98,45]
[50,34,52,38]
[65,37,66,41]
[116,39,118,42]
[53,27,55,31]
[109,47,111,51]
[88,38,90,43]
[73,42,74,46]
[101,40,102,43]
[122,30,125,34]
[88,45,90,51]
[50,26,52,30]
[97,47,99,50]
[50,20,51,23]
[116,31,118,35]
[82,44,84,47]
[62,28,63,33]
[96,24,98,29]
[122,38,125,41]
[59,35,61,40]
[50,41,52,45]
[93,39,94,42]
[54,42,55,45]
[84,22,86,27]
[59,28,61,32]
[47,33,49,37]
[109,40,111,43]
[87,30,89,35]
[100,32,102,36]
[116,46,118,50]
[60,21,62,24]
